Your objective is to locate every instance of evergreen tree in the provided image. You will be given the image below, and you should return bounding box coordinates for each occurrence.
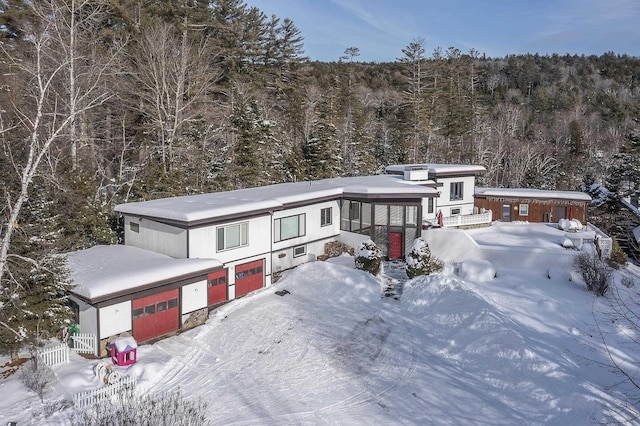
[303,97,342,179]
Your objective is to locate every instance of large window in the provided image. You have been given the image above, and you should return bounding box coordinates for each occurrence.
[321,207,332,227]
[217,222,248,251]
[450,182,464,201]
[275,213,306,242]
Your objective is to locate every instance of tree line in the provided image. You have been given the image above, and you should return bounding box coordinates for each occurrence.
[0,0,639,354]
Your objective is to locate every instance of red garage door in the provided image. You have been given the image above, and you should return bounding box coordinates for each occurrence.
[208,269,228,306]
[235,259,264,297]
[132,289,179,343]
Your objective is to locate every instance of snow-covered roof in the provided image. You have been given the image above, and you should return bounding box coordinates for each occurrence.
[385,163,486,176]
[111,336,137,351]
[115,175,438,225]
[66,245,222,302]
[475,187,592,202]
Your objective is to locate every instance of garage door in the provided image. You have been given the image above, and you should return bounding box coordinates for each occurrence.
[132,289,179,342]
[208,269,228,305]
[235,259,264,297]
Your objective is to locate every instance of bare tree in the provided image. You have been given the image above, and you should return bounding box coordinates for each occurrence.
[0,0,120,345]
[128,20,218,173]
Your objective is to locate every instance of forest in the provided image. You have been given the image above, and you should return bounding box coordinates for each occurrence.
[0,0,640,351]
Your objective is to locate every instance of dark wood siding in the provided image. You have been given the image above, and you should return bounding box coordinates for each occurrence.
[475,197,588,224]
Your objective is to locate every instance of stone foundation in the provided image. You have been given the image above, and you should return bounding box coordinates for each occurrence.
[100,331,131,358]
[182,308,208,330]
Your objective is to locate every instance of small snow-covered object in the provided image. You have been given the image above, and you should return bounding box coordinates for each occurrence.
[111,336,138,366]
[456,259,496,282]
[275,289,290,296]
[561,237,574,248]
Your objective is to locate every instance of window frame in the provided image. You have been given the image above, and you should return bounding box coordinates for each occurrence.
[130,221,140,233]
[293,245,307,258]
[320,207,332,227]
[519,203,529,216]
[216,222,249,252]
[450,182,464,201]
[274,213,306,242]
[451,207,461,215]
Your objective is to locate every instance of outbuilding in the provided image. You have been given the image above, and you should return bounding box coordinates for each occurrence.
[474,188,591,224]
[66,245,222,356]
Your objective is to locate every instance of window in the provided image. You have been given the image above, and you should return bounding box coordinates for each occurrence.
[217,222,248,251]
[293,245,306,257]
[321,207,332,226]
[450,182,464,201]
[519,204,529,216]
[145,305,155,315]
[132,308,144,319]
[427,198,434,214]
[405,206,418,226]
[168,298,178,309]
[130,222,139,233]
[451,208,461,215]
[157,301,167,312]
[275,213,306,242]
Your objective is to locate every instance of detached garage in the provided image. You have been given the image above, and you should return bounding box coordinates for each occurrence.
[67,245,222,356]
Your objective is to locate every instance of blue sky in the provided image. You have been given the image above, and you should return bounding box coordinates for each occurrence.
[244,0,640,62]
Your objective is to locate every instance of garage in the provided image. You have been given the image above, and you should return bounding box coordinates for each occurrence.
[132,289,179,342]
[235,259,264,297]
[208,269,228,305]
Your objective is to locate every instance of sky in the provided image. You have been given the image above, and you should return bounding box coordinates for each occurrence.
[3,223,640,424]
[244,0,640,62]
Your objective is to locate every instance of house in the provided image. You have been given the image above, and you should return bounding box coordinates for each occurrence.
[67,164,488,349]
[474,188,592,224]
[385,164,488,227]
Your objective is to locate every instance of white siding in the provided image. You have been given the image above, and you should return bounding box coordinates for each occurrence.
[182,280,207,314]
[72,296,98,336]
[123,216,188,258]
[272,201,340,250]
[189,216,272,262]
[272,239,329,272]
[434,176,477,217]
[99,301,132,338]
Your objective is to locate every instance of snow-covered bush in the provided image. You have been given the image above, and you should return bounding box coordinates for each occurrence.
[558,218,583,232]
[354,240,382,275]
[574,252,612,296]
[405,238,443,279]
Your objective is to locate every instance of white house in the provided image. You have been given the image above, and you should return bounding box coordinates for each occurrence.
[68,164,487,348]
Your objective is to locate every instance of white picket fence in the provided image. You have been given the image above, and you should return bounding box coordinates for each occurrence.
[37,333,98,367]
[37,342,69,367]
[73,375,137,409]
[70,332,98,356]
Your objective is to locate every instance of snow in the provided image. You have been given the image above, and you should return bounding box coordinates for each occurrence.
[115,175,436,224]
[111,337,137,352]
[2,225,640,425]
[66,245,221,301]
[476,187,592,202]
[386,163,486,176]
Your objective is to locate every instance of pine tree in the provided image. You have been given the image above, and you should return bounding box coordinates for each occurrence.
[303,97,342,179]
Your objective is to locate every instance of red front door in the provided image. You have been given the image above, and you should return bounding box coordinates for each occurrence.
[389,232,403,259]
[132,289,179,342]
[208,269,228,305]
[235,259,264,297]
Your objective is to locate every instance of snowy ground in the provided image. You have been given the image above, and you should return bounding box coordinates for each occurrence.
[2,225,640,425]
